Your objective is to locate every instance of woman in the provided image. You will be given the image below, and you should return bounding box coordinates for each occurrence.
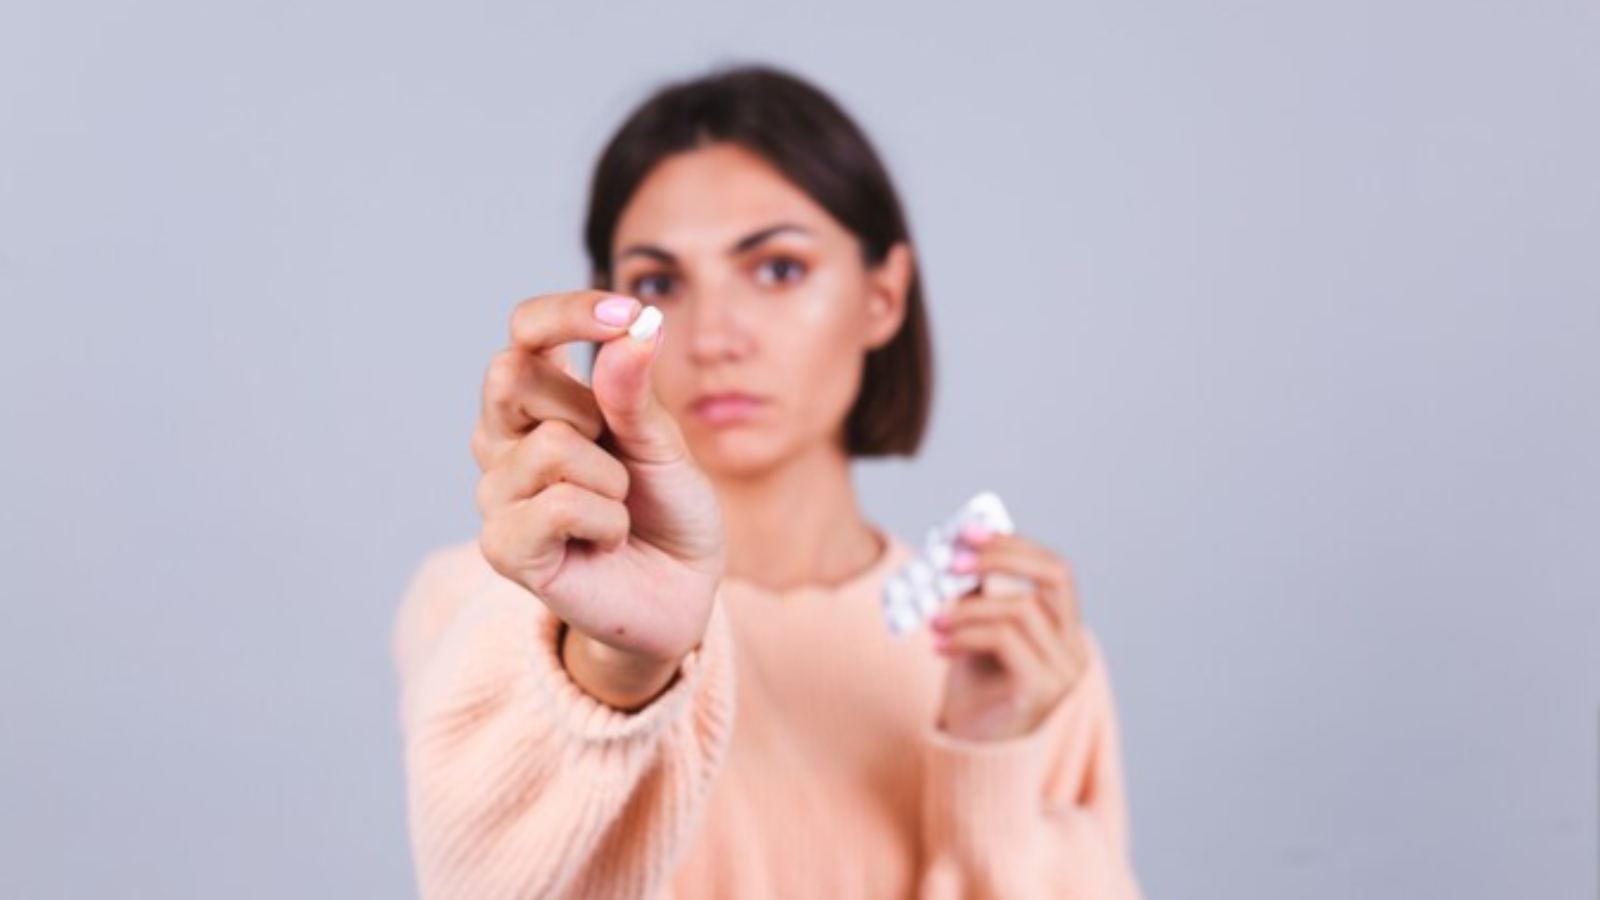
[393,63,1143,900]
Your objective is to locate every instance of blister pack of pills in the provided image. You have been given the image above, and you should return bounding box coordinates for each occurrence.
[881,490,1023,637]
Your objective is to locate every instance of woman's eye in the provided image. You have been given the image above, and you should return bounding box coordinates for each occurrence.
[630,274,675,300]
[756,257,807,287]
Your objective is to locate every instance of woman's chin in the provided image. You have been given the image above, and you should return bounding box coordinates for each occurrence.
[693,434,790,480]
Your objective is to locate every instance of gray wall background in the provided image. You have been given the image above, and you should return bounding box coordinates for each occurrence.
[2,1,1595,897]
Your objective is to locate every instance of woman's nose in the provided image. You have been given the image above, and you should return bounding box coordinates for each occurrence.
[684,287,754,362]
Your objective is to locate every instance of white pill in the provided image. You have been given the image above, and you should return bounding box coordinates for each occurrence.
[628,305,663,341]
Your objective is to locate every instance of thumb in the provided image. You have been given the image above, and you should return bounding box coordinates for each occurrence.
[591,306,682,465]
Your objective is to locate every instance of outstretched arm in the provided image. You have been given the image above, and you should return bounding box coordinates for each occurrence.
[393,545,736,900]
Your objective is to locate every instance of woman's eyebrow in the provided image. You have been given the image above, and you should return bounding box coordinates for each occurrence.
[615,223,812,266]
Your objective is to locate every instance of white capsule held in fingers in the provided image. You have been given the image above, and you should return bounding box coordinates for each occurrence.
[628,305,663,341]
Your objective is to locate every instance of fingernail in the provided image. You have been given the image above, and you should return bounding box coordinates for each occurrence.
[960,524,993,544]
[594,295,639,327]
[629,305,663,341]
[931,613,950,631]
[933,632,949,650]
[950,548,977,573]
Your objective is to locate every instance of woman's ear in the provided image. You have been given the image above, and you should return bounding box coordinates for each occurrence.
[865,241,914,350]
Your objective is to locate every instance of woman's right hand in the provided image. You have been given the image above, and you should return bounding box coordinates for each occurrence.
[471,289,726,710]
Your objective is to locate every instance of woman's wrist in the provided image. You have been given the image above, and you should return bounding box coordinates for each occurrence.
[558,623,684,712]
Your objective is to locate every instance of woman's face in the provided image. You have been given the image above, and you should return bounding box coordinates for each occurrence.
[608,142,913,479]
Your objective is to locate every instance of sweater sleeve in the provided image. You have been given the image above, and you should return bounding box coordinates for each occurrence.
[916,630,1143,900]
[391,544,737,900]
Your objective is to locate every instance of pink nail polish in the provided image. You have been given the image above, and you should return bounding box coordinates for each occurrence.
[960,523,993,544]
[950,548,976,573]
[594,295,639,326]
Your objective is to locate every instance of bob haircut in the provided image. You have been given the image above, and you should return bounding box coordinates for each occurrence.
[581,62,934,458]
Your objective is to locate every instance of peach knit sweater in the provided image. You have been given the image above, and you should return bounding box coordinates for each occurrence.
[392,526,1143,900]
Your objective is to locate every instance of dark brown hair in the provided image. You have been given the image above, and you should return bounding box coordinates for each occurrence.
[581,62,934,458]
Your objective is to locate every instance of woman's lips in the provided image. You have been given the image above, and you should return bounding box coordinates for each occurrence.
[691,393,765,425]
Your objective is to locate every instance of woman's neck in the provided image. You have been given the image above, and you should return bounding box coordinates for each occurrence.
[712,440,882,593]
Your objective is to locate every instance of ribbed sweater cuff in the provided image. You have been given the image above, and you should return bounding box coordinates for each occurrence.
[920,649,1099,856]
[524,592,727,748]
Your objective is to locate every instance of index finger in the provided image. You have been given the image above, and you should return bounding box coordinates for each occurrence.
[962,532,1080,634]
[510,289,644,369]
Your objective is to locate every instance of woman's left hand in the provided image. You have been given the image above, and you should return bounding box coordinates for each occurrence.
[932,525,1090,742]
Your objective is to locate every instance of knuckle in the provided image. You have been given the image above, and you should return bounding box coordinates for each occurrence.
[538,481,582,528]
[478,520,508,568]
[511,439,556,490]
[534,416,581,449]
[589,454,630,502]
[601,498,630,542]
[527,422,582,474]
[483,350,521,399]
